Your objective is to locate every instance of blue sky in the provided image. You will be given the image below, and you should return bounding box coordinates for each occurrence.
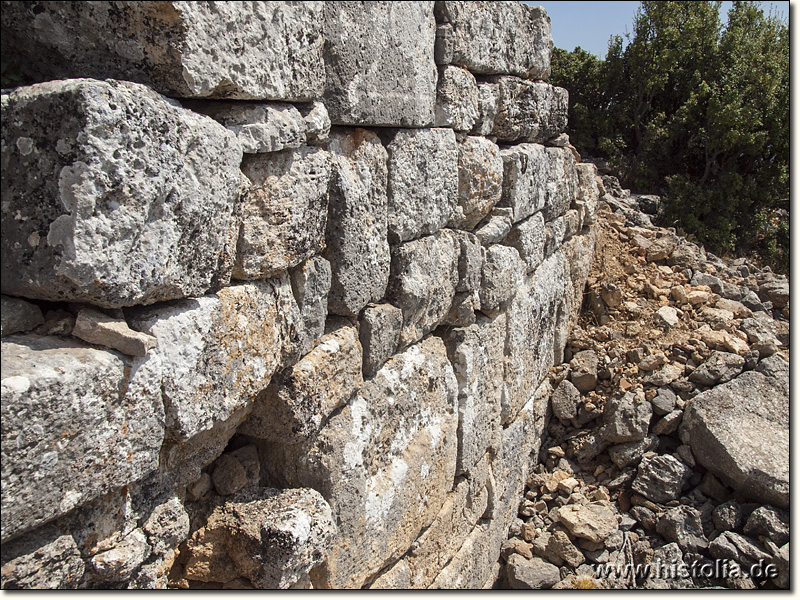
[525,1,790,58]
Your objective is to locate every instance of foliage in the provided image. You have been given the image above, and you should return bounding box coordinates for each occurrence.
[550,1,789,273]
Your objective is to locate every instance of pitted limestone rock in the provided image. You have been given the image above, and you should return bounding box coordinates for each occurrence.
[506,212,547,273]
[386,128,458,243]
[450,136,503,231]
[322,1,436,126]
[434,1,552,79]
[1,79,242,308]
[490,77,568,143]
[325,129,390,316]
[434,66,479,131]
[1,335,163,542]
[1,2,326,100]
[289,255,332,356]
[234,147,331,280]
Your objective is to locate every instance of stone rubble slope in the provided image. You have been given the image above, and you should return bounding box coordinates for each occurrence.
[497,173,789,590]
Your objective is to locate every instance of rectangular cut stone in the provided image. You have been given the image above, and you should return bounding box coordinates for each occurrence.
[195,102,308,154]
[290,255,332,355]
[239,325,363,443]
[1,335,164,542]
[450,136,503,231]
[472,82,500,136]
[442,316,505,475]
[575,163,600,225]
[268,337,458,589]
[1,79,242,308]
[499,143,577,223]
[490,77,568,143]
[479,245,524,313]
[505,212,547,273]
[435,1,552,79]
[561,229,597,345]
[325,129,390,316]
[388,230,460,348]
[0,2,325,100]
[323,2,437,126]
[406,453,491,588]
[127,277,303,443]
[503,252,566,423]
[386,128,458,243]
[234,147,331,279]
[434,66,479,132]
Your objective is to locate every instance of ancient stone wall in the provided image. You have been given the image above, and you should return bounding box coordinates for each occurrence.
[0,1,598,589]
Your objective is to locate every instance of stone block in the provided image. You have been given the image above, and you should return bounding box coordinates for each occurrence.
[452,230,484,293]
[72,308,157,357]
[204,102,308,154]
[239,325,363,443]
[1,335,164,542]
[1,2,325,100]
[499,143,549,222]
[450,136,503,231]
[1,79,242,308]
[0,531,84,589]
[289,255,332,356]
[472,81,500,136]
[359,304,403,379]
[505,212,546,273]
[234,147,331,279]
[388,230,460,348]
[325,129,390,316]
[322,1,436,126]
[386,128,458,243]
[434,66,479,131]
[479,244,524,313]
[490,77,568,143]
[0,295,44,338]
[435,1,552,79]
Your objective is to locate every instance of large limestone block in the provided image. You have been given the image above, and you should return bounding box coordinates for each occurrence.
[1,335,164,542]
[502,253,565,423]
[1,79,242,308]
[234,147,331,279]
[286,337,459,589]
[289,255,332,355]
[450,136,503,231]
[442,315,505,475]
[505,212,546,273]
[405,454,491,588]
[434,1,552,79]
[204,102,308,154]
[575,163,600,225]
[239,325,363,443]
[322,2,437,126]
[0,2,325,100]
[325,129,390,316]
[490,77,568,143]
[388,230,460,348]
[0,531,85,589]
[127,277,302,444]
[183,487,336,589]
[434,66,479,131]
[479,244,524,312]
[386,128,458,243]
[680,363,789,509]
[542,147,578,222]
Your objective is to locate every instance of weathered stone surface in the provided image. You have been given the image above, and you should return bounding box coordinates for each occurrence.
[680,365,789,509]
[541,148,579,223]
[325,129,390,316]
[708,531,770,571]
[608,435,659,469]
[127,277,302,444]
[551,378,580,421]
[299,101,332,145]
[689,351,744,386]
[142,497,190,557]
[1,79,242,308]
[209,102,307,154]
[490,77,568,143]
[503,253,565,423]
[655,306,680,329]
[479,244,524,312]
[322,2,436,126]
[575,163,600,225]
[556,503,619,544]
[290,255,332,355]
[651,410,682,435]
[184,487,335,589]
[1,2,325,100]
[633,455,690,504]
[359,304,403,379]
[651,387,677,416]
[275,337,458,589]
[1,335,163,542]
[506,554,561,589]
[601,392,652,443]
[386,128,457,243]
[234,147,330,279]
[570,349,599,393]
[239,325,363,443]
[656,506,708,554]
[646,236,677,262]
[388,230,459,348]
[474,208,513,245]
[0,296,44,338]
[435,1,552,79]
[442,315,505,475]
[72,308,157,357]
[450,136,503,231]
[712,500,744,532]
[452,230,484,293]
[434,66,479,131]
[210,454,249,497]
[0,532,84,589]
[505,212,547,273]
[743,506,789,546]
[91,529,150,583]
[547,530,585,568]
[472,81,500,136]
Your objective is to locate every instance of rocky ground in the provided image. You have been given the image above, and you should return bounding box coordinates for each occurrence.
[495,173,790,590]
